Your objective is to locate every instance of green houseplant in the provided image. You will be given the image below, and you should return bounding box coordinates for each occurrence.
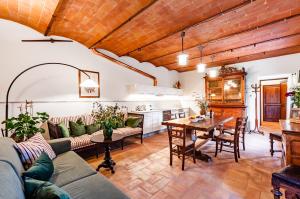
[92,103,125,140]
[286,87,300,108]
[2,112,49,142]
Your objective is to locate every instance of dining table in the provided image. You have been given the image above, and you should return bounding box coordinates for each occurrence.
[162,115,234,161]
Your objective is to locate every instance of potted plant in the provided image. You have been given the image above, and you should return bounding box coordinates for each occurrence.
[92,103,125,140]
[2,112,49,142]
[286,86,300,108]
[196,98,208,115]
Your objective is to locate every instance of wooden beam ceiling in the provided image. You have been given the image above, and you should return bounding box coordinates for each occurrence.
[0,0,299,72]
[44,0,65,36]
[0,0,60,34]
[175,45,300,72]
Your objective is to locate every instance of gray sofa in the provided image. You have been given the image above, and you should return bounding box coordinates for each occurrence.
[0,137,129,199]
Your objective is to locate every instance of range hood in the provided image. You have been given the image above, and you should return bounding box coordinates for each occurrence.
[128,84,183,96]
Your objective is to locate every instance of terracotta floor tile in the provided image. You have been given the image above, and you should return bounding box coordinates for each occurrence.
[87,125,283,199]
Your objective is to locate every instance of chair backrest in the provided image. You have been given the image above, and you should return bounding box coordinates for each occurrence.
[178,112,186,118]
[234,117,248,141]
[166,124,187,147]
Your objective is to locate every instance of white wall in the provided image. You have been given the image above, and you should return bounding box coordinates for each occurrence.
[179,53,300,128]
[0,19,180,128]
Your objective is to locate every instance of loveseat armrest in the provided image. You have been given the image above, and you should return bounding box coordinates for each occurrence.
[48,138,71,156]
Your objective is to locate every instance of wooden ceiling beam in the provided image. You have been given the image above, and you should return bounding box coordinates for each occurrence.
[122,0,253,56]
[162,32,300,67]
[145,13,300,62]
[167,45,300,72]
[174,45,300,72]
[89,0,159,49]
[44,0,65,36]
[91,49,157,86]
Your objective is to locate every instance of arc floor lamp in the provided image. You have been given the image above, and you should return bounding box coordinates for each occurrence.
[4,62,99,137]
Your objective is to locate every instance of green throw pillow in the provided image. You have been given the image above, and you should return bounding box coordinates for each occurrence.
[25,177,71,199]
[85,123,100,135]
[117,120,125,128]
[58,123,70,138]
[76,117,84,125]
[23,152,54,181]
[126,117,142,128]
[69,121,86,136]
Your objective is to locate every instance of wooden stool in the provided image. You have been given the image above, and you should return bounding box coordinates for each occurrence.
[270,132,282,156]
[272,165,300,199]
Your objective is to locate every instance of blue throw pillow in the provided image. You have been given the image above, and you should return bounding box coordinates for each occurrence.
[23,152,54,181]
[25,177,71,199]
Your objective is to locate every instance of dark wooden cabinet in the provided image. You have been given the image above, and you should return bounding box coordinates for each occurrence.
[205,66,247,128]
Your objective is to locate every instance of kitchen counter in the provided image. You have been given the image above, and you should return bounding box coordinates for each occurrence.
[130,108,189,114]
[129,108,190,135]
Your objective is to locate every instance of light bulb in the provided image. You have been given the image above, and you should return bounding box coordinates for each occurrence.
[177,53,188,66]
[196,63,206,73]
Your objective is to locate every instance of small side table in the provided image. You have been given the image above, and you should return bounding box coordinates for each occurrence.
[91,133,124,174]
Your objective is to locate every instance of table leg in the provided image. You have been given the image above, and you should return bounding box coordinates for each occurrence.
[96,143,116,174]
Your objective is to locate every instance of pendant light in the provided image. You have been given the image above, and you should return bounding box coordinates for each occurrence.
[197,46,206,73]
[177,32,188,66]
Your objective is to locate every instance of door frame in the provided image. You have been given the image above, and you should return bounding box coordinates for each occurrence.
[259,77,288,125]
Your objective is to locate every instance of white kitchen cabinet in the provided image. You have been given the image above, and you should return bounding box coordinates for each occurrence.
[130,108,190,136]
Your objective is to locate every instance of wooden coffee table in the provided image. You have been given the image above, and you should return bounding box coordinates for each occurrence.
[90,133,124,174]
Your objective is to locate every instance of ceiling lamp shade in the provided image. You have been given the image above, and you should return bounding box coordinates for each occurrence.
[197,63,206,73]
[177,31,188,66]
[197,46,206,73]
[208,69,218,78]
[80,78,99,88]
[178,53,189,66]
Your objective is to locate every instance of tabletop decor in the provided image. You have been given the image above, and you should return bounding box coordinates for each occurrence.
[286,86,300,123]
[2,112,49,142]
[92,102,125,140]
[196,97,208,115]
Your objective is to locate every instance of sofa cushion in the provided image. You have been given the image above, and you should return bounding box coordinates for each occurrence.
[48,121,63,139]
[115,127,142,136]
[61,174,129,199]
[0,162,25,199]
[14,133,56,168]
[23,152,54,181]
[0,137,24,178]
[69,131,102,150]
[50,151,96,187]
[125,117,142,128]
[25,177,71,199]
[85,123,101,135]
[69,121,86,137]
[59,123,70,138]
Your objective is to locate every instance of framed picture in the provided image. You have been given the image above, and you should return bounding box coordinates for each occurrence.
[78,70,100,98]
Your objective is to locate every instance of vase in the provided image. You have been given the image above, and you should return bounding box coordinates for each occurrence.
[200,109,206,116]
[103,127,113,140]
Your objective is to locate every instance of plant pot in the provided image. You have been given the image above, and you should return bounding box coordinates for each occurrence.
[103,127,113,140]
[200,109,206,116]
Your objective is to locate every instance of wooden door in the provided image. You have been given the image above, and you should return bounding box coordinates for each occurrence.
[263,85,281,122]
[280,82,287,119]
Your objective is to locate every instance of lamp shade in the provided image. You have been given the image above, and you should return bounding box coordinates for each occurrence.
[177,53,188,66]
[196,63,206,73]
[80,78,99,88]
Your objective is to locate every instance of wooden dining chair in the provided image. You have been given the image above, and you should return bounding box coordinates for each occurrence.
[178,112,186,118]
[221,116,248,151]
[215,117,247,162]
[167,124,196,170]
